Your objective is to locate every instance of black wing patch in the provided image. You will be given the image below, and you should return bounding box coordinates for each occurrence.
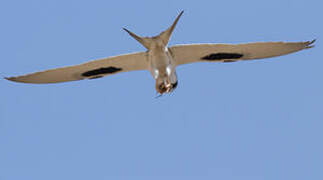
[202,53,243,61]
[82,67,122,77]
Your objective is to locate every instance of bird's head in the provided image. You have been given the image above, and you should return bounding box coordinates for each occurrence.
[155,77,178,95]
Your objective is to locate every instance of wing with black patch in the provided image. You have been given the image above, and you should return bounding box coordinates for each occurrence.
[170,40,315,66]
[6,52,147,84]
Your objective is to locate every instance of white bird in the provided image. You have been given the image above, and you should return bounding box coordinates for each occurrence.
[6,11,315,95]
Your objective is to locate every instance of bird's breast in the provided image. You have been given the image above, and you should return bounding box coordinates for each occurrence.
[148,48,175,79]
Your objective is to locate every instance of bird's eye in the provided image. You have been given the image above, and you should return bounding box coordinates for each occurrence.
[158,83,167,92]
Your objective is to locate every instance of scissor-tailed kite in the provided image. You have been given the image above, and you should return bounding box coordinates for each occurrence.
[6,11,315,94]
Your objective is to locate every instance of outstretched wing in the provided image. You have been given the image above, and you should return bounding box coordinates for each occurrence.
[6,52,147,84]
[170,40,315,66]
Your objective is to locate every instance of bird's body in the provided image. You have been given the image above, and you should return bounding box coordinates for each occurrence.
[6,11,315,95]
[148,45,178,94]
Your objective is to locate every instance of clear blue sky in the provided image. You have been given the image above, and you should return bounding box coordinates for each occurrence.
[0,0,322,179]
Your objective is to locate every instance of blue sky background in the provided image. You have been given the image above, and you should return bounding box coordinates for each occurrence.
[0,0,322,179]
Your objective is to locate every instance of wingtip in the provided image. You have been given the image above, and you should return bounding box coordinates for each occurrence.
[4,76,27,83]
[305,39,316,49]
[4,76,17,82]
[122,27,130,34]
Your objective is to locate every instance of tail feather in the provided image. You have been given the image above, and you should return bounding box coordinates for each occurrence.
[123,11,184,49]
[159,11,184,46]
[123,28,152,49]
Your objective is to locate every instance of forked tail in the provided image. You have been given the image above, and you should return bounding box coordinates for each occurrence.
[123,11,184,50]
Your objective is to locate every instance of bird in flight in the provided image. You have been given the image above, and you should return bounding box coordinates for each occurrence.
[6,11,315,95]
